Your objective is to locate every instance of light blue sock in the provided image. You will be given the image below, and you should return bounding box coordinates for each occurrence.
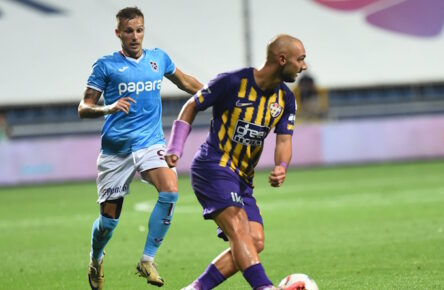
[143,191,178,257]
[90,215,119,260]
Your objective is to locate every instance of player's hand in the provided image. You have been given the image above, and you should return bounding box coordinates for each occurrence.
[165,154,179,168]
[108,97,136,114]
[269,165,286,187]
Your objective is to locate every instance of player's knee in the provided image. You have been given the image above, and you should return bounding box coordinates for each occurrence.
[165,183,178,193]
[159,178,178,193]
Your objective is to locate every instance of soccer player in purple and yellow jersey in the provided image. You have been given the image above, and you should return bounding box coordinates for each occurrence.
[166,34,307,290]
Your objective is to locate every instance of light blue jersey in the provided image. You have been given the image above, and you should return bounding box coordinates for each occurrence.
[87,48,175,155]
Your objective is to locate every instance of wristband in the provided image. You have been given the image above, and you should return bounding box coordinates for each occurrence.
[166,120,191,158]
[279,161,288,171]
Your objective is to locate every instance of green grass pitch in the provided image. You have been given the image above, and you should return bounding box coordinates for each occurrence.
[0,160,443,289]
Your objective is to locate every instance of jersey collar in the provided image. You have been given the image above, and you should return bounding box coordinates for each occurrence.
[119,50,145,63]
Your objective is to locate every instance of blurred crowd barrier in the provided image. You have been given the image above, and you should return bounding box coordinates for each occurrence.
[3,79,444,139]
[1,115,443,186]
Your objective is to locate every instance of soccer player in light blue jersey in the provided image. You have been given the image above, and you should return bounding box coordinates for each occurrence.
[166,35,307,290]
[78,7,202,289]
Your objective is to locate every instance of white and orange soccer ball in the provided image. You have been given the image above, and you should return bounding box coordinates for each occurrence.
[278,273,319,290]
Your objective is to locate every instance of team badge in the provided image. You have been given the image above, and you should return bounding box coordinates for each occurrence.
[149,61,158,72]
[269,103,283,118]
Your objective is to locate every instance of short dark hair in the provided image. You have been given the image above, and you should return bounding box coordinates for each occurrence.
[116,7,144,29]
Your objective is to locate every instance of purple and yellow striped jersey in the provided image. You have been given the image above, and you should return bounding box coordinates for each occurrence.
[193,67,296,185]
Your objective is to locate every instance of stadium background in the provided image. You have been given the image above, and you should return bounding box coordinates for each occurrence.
[0,0,443,289]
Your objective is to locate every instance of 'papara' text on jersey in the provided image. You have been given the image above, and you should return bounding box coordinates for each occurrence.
[232,120,270,147]
[118,80,162,96]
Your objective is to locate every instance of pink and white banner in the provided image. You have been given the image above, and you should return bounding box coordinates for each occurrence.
[1,115,444,186]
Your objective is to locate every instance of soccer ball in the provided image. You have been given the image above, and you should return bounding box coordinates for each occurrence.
[278,273,319,290]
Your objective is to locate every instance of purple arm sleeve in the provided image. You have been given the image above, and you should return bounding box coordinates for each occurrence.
[166,120,191,158]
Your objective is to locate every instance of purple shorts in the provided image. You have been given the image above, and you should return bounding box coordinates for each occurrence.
[190,161,263,240]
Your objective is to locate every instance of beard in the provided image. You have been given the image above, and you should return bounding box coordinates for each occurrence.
[281,66,298,83]
[282,73,297,83]
[285,77,296,82]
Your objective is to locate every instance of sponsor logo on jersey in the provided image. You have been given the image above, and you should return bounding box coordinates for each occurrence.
[118,80,162,95]
[232,120,269,147]
[118,66,129,72]
[269,102,283,118]
[150,61,158,72]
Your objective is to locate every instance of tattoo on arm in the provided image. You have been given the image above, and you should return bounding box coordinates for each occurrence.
[78,88,103,118]
[84,88,102,104]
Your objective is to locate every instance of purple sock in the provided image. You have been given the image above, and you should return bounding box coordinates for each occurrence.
[197,264,226,290]
[242,263,273,289]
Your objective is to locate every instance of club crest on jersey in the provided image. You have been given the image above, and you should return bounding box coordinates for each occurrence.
[150,61,158,72]
[269,103,283,118]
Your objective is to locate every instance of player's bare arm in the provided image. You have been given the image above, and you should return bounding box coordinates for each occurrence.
[165,97,199,167]
[269,134,292,187]
[78,87,136,118]
[178,96,199,124]
[166,67,203,95]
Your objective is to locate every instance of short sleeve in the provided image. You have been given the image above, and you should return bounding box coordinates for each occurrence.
[160,49,176,75]
[275,88,296,135]
[86,60,107,92]
[194,72,232,111]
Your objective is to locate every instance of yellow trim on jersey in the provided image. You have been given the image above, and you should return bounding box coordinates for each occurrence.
[229,154,240,172]
[238,78,248,98]
[254,96,267,125]
[242,94,267,177]
[197,90,204,104]
[219,153,230,168]
[248,86,257,102]
[251,146,262,162]
[247,146,263,180]
[218,110,229,151]
[287,124,295,130]
[231,106,254,172]
[240,146,251,175]
[244,106,254,122]
[219,107,242,167]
